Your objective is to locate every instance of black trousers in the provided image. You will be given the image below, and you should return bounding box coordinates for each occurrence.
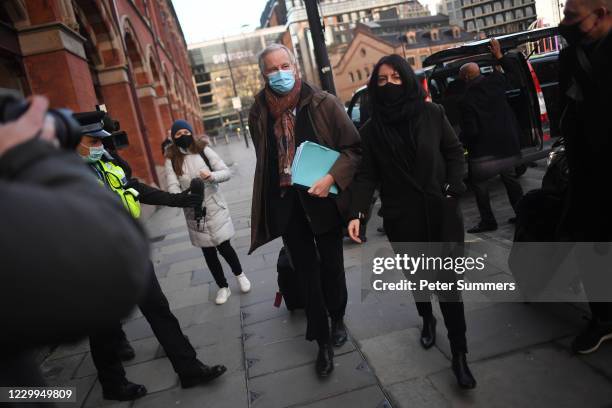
[471,170,524,225]
[384,215,468,355]
[89,262,199,388]
[201,240,242,288]
[281,196,348,344]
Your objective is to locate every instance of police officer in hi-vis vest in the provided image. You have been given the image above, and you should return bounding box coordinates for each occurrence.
[74,112,227,402]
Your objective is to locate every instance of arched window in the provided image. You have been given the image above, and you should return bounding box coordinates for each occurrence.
[349,72,355,82]
[356,70,362,81]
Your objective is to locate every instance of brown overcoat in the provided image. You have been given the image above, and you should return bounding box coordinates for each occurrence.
[248,83,361,254]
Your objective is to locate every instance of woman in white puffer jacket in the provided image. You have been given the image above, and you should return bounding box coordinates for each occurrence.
[165,120,250,305]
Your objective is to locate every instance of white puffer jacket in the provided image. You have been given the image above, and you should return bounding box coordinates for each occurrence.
[165,146,235,248]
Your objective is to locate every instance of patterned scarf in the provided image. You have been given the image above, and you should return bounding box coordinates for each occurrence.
[264,79,302,188]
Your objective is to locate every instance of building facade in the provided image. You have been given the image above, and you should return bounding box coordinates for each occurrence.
[261,0,431,86]
[461,0,537,35]
[333,21,473,103]
[0,0,200,184]
[188,26,288,138]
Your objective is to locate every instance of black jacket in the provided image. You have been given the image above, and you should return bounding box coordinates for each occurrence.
[0,140,149,349]
[459,56,521,159]
[351,103,466,242]
[559,31,612,240]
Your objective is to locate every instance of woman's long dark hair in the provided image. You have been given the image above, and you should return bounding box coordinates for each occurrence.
[166,137,208,176]
[366,54,426,171]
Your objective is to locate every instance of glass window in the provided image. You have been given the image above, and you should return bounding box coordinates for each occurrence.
[349,72,355,82]
[356,70,362,80]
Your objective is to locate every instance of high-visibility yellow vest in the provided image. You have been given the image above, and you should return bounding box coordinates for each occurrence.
[92,159,141,219]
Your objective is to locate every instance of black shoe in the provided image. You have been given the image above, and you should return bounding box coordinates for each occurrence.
[508,217,517,224]
[102,382,147,401]
[331,318,348,347]
[117,339,135,361]
[452,352,477,389]
[316,343,334,377]
[420,316,437,349]
[377,226,386,234]
[467,222,498,233]
[571,317,612,354]
[180,361,227,388]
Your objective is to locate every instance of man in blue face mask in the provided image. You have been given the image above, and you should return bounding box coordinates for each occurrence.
[248,44,362,378]
[558,0,612,355]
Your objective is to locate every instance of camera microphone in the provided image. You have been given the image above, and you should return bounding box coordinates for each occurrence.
[189,178,206,229]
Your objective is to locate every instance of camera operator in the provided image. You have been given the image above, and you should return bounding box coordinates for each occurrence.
[74,111,226,401]
[0,96,149,389]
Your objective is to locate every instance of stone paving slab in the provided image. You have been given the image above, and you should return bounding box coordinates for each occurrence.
[131,370,247,408]
[181,315,243,349]
[360,328,449,386]
[434,302,579,361]
[345,300,421,342]
[248,351,377,408]
[245,335,356,378]
[241,299,292,327]
[164,283,211,311]
[297,385,390,408]
[242,313,307,349]
[386,377,451,408]
[428,346,612,407]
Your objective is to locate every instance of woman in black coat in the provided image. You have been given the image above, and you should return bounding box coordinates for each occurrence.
[347,54,476,389]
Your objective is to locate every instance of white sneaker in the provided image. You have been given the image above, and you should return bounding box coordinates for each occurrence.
[215,287,231,305]
[235,273,251,293]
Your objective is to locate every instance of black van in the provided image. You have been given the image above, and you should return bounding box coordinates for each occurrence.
[347,27,561,165]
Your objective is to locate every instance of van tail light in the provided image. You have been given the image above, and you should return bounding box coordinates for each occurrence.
[527,61,550,141]
[421,78,432,102]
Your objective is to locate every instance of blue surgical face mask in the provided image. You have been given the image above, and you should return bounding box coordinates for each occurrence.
[81,144,105,163]
[267,69,296,94]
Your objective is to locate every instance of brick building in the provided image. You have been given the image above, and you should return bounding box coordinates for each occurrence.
[0,0,201,184]
[333,21,473,103]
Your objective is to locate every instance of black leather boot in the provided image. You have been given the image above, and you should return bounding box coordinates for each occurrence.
[331,318,348,347]
[102,381,147,401]
[315,343,334,377]
[452,352,477,389]
[420,315,437,349]
[179,361,227,388]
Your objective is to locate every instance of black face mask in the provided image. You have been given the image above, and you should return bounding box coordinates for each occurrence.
[377,82,405,105]
[559,14,594,46]
[174,134,193,150]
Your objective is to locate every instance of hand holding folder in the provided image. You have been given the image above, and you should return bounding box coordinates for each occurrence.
[291,141,340,196]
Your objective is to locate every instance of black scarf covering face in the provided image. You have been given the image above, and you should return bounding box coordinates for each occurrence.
[368,54,426,173]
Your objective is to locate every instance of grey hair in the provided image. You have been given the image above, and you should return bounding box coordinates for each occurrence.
[257,44,297,74]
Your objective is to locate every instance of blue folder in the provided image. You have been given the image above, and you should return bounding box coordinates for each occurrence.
[291,141,340,195]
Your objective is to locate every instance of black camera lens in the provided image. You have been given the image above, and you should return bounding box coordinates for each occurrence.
[0,89,82,149]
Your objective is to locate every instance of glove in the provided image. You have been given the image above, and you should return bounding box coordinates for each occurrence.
[175,189,203,208]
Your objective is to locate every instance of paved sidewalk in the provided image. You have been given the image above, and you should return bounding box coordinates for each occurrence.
[41,140,612,408]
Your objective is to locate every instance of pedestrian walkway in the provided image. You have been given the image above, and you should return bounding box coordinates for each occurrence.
[41,141,612,407]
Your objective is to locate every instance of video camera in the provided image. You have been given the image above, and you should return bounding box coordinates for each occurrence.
[0,88,82,149]
[96,105,129,152]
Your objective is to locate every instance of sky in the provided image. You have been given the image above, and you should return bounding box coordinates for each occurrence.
[172,0,440,45]
[172,0,270,44]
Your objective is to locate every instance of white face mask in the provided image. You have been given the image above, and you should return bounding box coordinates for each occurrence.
[80,143,105,163]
